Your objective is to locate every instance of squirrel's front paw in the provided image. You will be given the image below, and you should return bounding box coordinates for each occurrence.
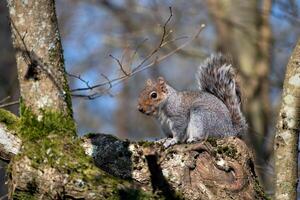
[155,138,169,144]
[163,138,179,148]
[186,137,201,144]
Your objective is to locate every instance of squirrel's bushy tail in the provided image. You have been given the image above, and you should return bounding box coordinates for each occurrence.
[197,54,247,134]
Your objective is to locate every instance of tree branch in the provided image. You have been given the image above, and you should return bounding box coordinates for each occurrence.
[0,121,266,199]
[0,123,21,161]
[70,21,206,99]
[80,134,266,199]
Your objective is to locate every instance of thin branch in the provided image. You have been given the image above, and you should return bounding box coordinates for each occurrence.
[71,24,206,99]
[161,35,189,47]
[67,72,92,89]
[0,100,19,108]
[129,38,149,67]
[0,194,8,200]
[69,7,206,100]
[131,6,173,73]
[10,20,32,65]
[100,73,112,89]
[0,96,11,104]
[158,6,173,47]
[70,7,175,93]
[109,54,129,76]
[125,24,206,76]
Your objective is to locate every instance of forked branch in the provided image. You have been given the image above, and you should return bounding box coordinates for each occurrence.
[69,7,206,99]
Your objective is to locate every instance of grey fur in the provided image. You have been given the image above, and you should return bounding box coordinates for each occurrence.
[197,54,247,134]
[155,54,247,148]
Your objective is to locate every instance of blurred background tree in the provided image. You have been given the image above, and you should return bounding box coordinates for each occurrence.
[0,0,300,198]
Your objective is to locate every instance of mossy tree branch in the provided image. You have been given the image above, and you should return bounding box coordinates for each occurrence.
[0,120,267,199]
[0,109,21,161]
[0,107,266,199]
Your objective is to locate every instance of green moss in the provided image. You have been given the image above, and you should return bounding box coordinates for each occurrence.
[137,140,155,148]
[12,191,37,200]
[253,177,270,200]
[61,73,74,118]
[18,107,76,141]
[0,108,19,132]
[48,41,73,117]
[16,107,98,176]
[12,104,164,198]
[217,145,237,158]
[206,137,217,147]
[14,105,130,196]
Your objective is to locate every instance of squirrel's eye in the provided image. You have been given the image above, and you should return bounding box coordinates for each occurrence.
[150,92,157,99]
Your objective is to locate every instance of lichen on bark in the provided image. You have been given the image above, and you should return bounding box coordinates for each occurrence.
[84,134,268,199]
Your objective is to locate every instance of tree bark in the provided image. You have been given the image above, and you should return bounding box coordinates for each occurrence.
[274,38,300,200]
[0,125,20,161]
[84,134,267,200]
[7,0,72,117]
[0,121,267,199]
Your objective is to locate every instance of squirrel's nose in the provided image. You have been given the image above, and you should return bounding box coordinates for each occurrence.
[137,105,144,113]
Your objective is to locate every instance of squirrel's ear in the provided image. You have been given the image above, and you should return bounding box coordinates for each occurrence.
[157,77,165,85]
[146,79,153,86]
[157,77,167,92]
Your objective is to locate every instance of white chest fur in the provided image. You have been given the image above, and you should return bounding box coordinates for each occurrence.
[157,109,174,137]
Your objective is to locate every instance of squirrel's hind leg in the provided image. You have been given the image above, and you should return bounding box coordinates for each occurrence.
[186,110,206,143]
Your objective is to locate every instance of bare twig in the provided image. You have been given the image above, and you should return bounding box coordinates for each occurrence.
[10,20,32,66]
[108,7,173,77]
[70,6,206,100]
[158,6,173,47]
[161,35,189,47]
[0,194,8,200]
[109,54,129,76]
[129,38,148,67]
[100,73,112,89]
[124,24,206,76]
[131,6,173,73]
[71,24,206,99]
[70,7,174,94]
[0,96,11,104]
[67,72,92,89]
[0,100,19,108]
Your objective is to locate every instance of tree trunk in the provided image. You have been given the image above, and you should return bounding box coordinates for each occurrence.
[8,0,72,117]
[274,38,300,200]
[2,0,267,199]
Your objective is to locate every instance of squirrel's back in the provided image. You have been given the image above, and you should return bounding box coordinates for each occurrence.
[197,54,247,134]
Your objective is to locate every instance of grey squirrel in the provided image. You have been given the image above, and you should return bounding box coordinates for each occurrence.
[137,54,247,148]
